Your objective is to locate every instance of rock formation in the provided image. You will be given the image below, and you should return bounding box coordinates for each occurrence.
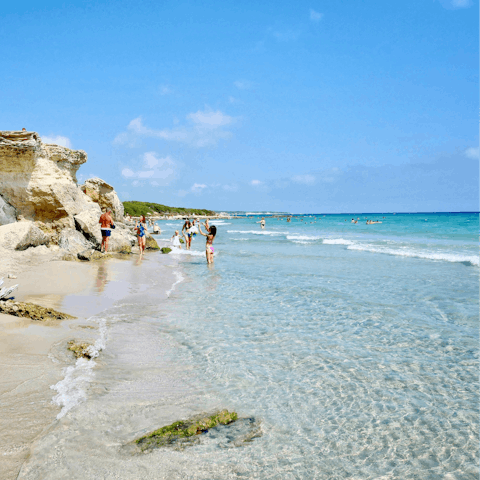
[80,177,124,222]
[0,131,99,229]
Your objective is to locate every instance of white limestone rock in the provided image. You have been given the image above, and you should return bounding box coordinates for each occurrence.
[0,221,49,251]
[58,228,94,254]
[0,131,96,228]
[0,194,16,226]
[81,177,124,222]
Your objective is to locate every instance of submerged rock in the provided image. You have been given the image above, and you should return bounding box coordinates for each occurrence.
[134,410,239,452]
[160,247,172,254]
[67,340,95,359]
[0,300,75,321]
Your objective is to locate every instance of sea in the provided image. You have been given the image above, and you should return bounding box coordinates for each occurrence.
[19,212,479,479]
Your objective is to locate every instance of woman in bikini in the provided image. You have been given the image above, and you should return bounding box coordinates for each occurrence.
[198,219,216,264]
[135,215,147,255]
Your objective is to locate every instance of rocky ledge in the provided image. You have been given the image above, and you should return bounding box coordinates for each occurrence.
[0,300,75,321]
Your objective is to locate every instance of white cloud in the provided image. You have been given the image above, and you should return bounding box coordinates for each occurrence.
[187,109,233,127]
[292,174,316,185]
[222,184,238,192]
[451,0,472,7]
[191,183,207,193]
[438,0,472,8]
[159,84,172,95]
[121,168,135,178]
[121,152,177,185]
[309,9,323,21]
[234,80,253,90]
[250,179,263,186]
[114,108,235,148]
[42,135,72,148]
[465,147,479,159]
[269,28,300,42]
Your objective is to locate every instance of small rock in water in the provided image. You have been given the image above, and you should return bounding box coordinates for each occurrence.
[131,410,239,452]
[67,340,95,359]
[161,247,172,254]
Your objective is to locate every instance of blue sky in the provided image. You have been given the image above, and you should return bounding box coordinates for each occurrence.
[1,0,478,213]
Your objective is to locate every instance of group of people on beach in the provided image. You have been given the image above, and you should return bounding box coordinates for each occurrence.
[171,218,216,263]
[98,210,216,263]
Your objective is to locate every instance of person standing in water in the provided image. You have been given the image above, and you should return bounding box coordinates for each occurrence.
[198,219,216,264]
[260,217,265,229]
[182,220,192,250]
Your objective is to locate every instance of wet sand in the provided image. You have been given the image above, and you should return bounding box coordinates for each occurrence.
[0,253,176,480]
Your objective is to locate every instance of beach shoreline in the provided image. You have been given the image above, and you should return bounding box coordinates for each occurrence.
[0,245,180,480]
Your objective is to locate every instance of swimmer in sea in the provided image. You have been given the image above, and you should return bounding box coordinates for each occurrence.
[198,219,216,264]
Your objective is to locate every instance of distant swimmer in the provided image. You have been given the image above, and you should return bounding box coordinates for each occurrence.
[198,219,216,264]
[260,217,266,229]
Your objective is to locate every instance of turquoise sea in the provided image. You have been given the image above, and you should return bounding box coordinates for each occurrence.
[20,212,479,479]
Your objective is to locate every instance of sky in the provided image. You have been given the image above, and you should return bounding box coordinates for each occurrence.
[1,0,478,213]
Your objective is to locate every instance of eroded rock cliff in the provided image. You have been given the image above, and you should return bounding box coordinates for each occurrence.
[0,131,99,228]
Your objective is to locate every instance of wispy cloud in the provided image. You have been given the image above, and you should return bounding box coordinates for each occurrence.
[114,108,235,148]
[42,135,72,148]
[465,146,479,159]
[250,179,263,186]
[438,0,473,8]
[292,174,316,185]
[268,27,301,42]
[309,9,323,21]
[159,84,172,95]
[178,182,238,196]
[234,80,253,90]
[450,0,472,7]
[121,152,177,186]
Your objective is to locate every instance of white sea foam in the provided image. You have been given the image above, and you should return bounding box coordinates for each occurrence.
[51,318,108,419]
[169,247,209,257]
[227,230,288,236]
[166,270,185,297]
[287,235,321,241]
[323,238,354,245]
[347,244,479,266]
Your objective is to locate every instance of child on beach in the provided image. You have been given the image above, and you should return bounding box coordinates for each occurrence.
[171,230,182,249]
[198,219,216,264]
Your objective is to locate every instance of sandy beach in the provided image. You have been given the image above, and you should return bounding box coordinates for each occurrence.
[0,249,177,480]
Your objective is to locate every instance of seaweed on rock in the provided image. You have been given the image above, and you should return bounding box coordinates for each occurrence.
[134,410,238,451]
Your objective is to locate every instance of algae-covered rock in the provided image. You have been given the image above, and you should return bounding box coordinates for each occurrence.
[135,410,238,451]
[179,238,184,244]
[77,249,113,261]
[160,247,172,254]
[68,340,95,359]
[145,233,160,250]
[0,300,75,321]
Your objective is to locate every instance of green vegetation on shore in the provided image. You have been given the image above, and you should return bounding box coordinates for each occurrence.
[123,201,215,217]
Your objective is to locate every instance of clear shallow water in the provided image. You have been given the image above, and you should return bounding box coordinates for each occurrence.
[20,213,479,479]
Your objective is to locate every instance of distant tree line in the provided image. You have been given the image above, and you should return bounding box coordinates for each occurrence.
[123,201,215,217]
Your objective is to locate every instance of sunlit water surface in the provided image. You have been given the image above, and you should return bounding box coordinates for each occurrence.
[20,213,478,479]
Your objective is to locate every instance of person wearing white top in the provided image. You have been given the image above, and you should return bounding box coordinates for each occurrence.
[171,230,182,248]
